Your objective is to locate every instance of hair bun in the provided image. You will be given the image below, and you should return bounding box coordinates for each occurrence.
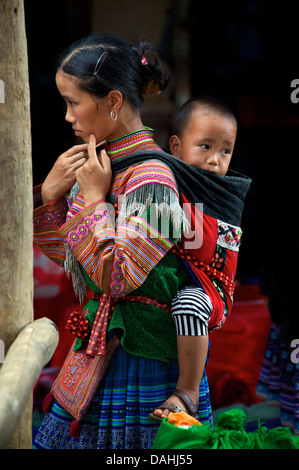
[131,40,169,96]
[58,34,168,109]
[142,79,162,95]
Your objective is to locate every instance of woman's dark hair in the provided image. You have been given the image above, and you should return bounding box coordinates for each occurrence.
[57,34,169,108]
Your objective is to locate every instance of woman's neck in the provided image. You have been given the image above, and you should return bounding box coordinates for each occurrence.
[105,128,161,161]
[107,103,145,142]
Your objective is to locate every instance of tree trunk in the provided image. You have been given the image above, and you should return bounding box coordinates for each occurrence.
[0,0,33,448]
[0,318,59,449]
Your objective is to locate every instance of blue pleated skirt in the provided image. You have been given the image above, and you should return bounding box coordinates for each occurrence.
[33,344,213,449]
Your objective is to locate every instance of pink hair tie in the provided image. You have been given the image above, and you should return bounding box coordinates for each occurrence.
[141,55,148,65]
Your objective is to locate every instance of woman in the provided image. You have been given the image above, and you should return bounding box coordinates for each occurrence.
[32,34,212,449]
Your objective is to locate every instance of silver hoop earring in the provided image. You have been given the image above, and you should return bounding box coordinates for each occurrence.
[110,110,118,122]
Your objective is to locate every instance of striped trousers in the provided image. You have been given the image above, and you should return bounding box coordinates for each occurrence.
[171,284,213,336]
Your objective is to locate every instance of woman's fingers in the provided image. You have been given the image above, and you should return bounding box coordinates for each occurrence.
[67,151,88,166]
[99,148,111,169]
[88,134,98,162]
[65,143,89,157]
[65,144,88,165]
[75,136,112,205]
[71,155,89,171]
[41,144,89,204]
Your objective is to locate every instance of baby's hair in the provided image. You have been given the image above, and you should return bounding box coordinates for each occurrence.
[173,95,237,137]
[57,34,169,109]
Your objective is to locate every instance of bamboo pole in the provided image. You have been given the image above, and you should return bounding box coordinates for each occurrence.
[0,318,59,449]
[0,0,33,448]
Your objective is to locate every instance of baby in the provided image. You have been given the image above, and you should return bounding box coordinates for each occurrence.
[150,96,238,422]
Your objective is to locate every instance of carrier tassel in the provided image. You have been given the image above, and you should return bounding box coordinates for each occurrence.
[69,419,82,439]
[42,392,55,413]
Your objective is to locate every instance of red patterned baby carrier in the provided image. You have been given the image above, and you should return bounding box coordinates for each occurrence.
[111,150,251,333]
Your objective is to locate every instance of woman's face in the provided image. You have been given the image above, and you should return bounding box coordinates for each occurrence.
[55,71,115,144]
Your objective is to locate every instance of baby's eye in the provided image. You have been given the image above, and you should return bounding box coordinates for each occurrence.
[222,148,231,155]
[200,144,209,150]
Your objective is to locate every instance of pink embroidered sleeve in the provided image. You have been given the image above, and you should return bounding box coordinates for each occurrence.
[57,161,185,297]
[57,200,175,297]
[33,185,69,266]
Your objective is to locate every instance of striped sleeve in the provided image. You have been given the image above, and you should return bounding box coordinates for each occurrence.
[33,185,69,266]
[57,161,183,296]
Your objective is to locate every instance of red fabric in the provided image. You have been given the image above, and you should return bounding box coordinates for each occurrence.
[33,367,60,411]
[87,293,113,356]
[207,282,271,408]
[69,420,82,439]
[42,392,55,413]
[33,243,83,366]
[180,194,239,330]
[51,304,86,367]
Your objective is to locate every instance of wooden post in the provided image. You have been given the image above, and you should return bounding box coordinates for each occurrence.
[0,318,59,449]
[0,0,33,448]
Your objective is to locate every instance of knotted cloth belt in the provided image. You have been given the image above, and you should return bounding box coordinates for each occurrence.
[66,293,171,357]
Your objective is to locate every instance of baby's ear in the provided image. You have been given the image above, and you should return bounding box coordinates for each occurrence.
[169,134,181,157]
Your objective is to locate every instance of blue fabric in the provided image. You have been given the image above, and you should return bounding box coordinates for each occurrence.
[33,345,213,449]
[257,323,299,436]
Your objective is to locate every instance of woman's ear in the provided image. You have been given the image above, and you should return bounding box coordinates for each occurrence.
[169,134,181,158]
[108,89,123,113]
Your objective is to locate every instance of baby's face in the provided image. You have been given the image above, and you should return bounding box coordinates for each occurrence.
[171,110,237,175]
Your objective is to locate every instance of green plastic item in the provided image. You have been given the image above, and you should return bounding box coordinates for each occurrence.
[152,409,299,449]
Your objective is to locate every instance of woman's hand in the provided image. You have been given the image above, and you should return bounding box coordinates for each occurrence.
[75,134,112,206]
[41,143,88,204]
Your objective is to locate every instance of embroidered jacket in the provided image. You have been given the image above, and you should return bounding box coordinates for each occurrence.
[33,129,187,362]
